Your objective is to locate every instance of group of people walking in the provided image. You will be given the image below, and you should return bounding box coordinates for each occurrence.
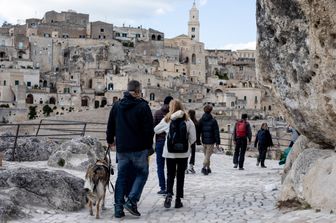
[106,80,275,219]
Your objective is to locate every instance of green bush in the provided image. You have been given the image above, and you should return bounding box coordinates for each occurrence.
[28,106,37,119]
[43,105,53,117]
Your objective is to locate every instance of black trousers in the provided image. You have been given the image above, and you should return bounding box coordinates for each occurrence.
[189,143,196,165]
[233,138,247,168]
[166,158,188,198]
[257,144,267,166]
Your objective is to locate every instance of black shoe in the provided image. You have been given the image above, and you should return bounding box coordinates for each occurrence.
[233,164,238,168]
[164,194,172,208]
[261,165,267,168]
[239,167,244,170]
[175,197,183,208]
[207,168,211,174]
[157,190,167,195]
[201,167,208,175]
[124,199,141,217]
[114,211,125,218]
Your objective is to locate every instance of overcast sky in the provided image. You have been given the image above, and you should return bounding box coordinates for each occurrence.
[0,0,256,50]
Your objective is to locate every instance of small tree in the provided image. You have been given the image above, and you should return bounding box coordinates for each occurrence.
[43,105,53,117]
[28,106,37,119]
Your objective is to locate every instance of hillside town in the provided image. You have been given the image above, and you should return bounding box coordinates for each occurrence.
[0,3,275,122]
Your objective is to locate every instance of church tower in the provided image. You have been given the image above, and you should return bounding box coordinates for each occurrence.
[188,1,200,42]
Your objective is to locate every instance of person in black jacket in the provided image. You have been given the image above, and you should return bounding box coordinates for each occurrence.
[187,109,200,174]
[153,96,173,194]
[106,80,154,218]
[198,104,220,175]
[254,123,273,168]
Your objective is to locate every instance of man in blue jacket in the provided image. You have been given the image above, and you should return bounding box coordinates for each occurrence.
[106,80,154,218]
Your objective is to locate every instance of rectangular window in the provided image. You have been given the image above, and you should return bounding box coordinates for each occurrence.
[122,33,127,37]
[27,81,31,87]
[3,80,6,86]
[116,32,120,37]
[100,28,104,32]
[15,80,19,86]
[191,27,195,32]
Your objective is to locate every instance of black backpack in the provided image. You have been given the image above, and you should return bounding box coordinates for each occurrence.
[167,118,188,153]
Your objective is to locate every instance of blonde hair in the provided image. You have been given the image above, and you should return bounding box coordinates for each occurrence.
[164,99,189,122]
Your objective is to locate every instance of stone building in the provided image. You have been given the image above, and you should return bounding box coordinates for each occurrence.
[0,3,272,122]
[87,21,114,39]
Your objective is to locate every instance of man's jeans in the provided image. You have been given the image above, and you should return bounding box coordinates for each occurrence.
[114,150,149,210]
[155,140,166,191]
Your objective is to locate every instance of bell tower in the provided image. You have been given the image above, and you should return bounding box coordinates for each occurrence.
[188,1,200,42]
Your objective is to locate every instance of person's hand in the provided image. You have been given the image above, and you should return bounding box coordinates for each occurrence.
[108,143,115,150]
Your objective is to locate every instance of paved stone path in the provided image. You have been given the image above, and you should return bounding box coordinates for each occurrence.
[7,152,336,223]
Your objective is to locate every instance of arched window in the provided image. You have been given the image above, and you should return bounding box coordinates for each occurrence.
[26,94,34,104]
[43,80,48,88]
[192,54,196,64]
[157,35,162,41]
[151,34,156,40]
[268,105,272,111]
[231,102,235,107]
[81,96,89,107]
[244,96,247,101]
[150,93,155,101]
[108,83,114,91]
[88,79,93,89]
[0,51,6,60]
[101,97,107,107]
[49,97,56,105]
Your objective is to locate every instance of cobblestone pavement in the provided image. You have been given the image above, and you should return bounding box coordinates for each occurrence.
[7,152,336,223]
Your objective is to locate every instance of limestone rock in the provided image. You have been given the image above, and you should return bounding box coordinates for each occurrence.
[256,0,336,147]
[282,135,320,182]
[0,195,26,222]
[48,136,105,170]
[303,154,336,210]
[0,133,58,161]
[279,148,333,202]
[0,167,85,221]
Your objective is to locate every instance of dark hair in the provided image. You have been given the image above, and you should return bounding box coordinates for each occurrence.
[204,104,213,113]
[164,96,173,105]
[127,80,141,92]
[188,109,198,124]
[241,113,248,120]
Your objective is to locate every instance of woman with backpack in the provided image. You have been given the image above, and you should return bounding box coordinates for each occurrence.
[154,99,196,209]
[254,123,274,168]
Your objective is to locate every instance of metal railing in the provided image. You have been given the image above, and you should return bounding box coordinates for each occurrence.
[0,119,108,161]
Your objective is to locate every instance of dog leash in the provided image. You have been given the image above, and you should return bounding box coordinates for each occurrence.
[105,146,115,193]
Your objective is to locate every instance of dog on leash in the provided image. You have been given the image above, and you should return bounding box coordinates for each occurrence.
[84,158,111,219]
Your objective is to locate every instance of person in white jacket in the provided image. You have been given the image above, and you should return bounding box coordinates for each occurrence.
[154,99,196,209]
